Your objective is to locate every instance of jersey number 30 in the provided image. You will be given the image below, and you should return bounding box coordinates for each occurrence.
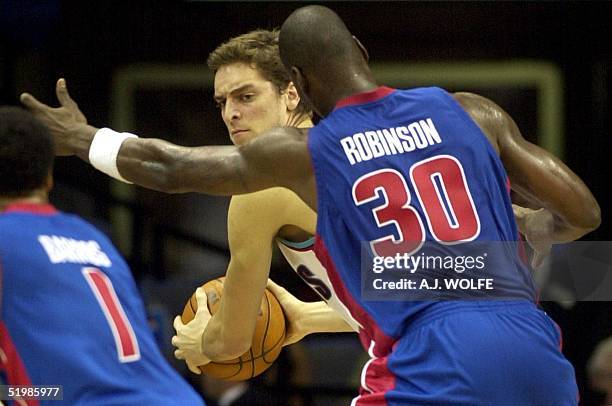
[82,267,141,363]
[353,155,480,257]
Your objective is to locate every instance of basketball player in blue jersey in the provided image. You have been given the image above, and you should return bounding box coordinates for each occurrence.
[0,106,204,405]
[21,5,600,404]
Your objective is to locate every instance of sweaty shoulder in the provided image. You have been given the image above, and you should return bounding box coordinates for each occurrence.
[451,92,519,155]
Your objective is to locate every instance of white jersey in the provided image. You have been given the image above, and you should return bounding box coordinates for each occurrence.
[276,238,361,331]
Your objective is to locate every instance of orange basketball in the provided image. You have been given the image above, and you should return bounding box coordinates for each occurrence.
[181,277,286,381]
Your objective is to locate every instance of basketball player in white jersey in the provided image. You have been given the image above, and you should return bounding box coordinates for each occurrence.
[189,31,359,371]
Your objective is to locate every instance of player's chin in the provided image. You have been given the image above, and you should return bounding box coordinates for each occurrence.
[231,131,254,146]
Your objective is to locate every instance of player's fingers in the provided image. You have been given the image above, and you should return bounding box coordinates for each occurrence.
[186,360,201,375]
[532,252,545,268]
[195,287,208,303]
[266,279,287,295]
[172,335,195,352]
[172,334,189,349]
[19,93,49,112]
[55,78,77,108]
[175,348,197,360]
[282,333,299,347]
[512,204,526,221]
[172,315,185,331]
[195,288,213,316]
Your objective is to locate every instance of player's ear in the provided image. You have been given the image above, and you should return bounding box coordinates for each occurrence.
[283,82,300,112]
[44,171,53,192]
[290,66,309,100]
[353,35,369,63]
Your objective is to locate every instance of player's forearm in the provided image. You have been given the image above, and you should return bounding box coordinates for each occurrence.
[63,124,186,193]
[104,131,249,196]
[551,213,601,242]
[200,314,251,361]
[512,186,600,242]
[295,301,355,336]
[116,137,196,193]
[513,181,601,242]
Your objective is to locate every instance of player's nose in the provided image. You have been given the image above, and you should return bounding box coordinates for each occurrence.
[223,100,241,121]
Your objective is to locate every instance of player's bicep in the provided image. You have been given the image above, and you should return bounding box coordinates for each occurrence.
[457,92,599,231]
[226,194,282,269]
[496,104,600,230]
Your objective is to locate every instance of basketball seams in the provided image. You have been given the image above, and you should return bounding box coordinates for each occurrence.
[248,348,255,379]
[181,277,285,380]
[260,291,272,362]
[188,296,197,317]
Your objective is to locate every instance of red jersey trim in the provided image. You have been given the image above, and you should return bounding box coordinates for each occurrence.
[0,323,40,406]
[2,203,58,215]
[313,236,396,355]
[313,237,396,404]
[334,86,396,110]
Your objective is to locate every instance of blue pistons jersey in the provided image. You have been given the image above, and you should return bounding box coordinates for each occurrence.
[0,203,204,406]
[308,87,578,405]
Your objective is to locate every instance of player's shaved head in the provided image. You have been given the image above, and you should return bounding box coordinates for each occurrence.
[279,5,376,116]
[280,6,361,75]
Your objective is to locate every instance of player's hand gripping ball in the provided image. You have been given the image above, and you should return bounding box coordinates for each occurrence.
[180,277,286,381]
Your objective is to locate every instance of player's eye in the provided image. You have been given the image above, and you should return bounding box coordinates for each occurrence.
[215,101,225,109]
[240,93,255,102]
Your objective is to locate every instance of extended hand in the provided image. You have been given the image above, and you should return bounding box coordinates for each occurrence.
[172,287,212,374]
[20,78,90,156]
[513,204,554,268]
[266,279,308,346]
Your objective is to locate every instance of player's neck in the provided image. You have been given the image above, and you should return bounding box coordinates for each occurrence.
[340,73,379,100]
[0,190,49,212]
[320,70,378,116]
[287,113,314,129]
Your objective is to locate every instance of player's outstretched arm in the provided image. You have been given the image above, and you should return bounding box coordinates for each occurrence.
[20,79,315,206]
[454,92,601,242]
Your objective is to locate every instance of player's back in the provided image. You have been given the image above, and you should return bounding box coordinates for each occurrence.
[309,86,535,346]
[0,203,203,405]
[308,87,578,404]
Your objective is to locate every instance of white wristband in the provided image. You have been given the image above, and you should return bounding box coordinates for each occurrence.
[88,128,138,183]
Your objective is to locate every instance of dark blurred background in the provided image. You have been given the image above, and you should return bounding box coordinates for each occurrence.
[1,1,611,405]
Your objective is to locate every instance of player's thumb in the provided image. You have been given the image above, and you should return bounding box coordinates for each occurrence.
[56,78,77,108]
[532,251,546,269]
[266,279,288,297]
[512,205,528,232]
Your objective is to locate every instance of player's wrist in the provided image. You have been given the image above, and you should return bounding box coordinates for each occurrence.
[292,301,320,336]
[88,127,139,183]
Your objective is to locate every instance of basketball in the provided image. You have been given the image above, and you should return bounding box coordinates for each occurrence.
[181,277,286,381]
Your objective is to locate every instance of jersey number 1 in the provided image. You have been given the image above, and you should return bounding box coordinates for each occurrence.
[353,155,480,257]
[82,267,141,363]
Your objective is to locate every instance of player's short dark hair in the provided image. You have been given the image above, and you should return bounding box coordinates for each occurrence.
[0,106,54,196]
[207,29,311,117]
